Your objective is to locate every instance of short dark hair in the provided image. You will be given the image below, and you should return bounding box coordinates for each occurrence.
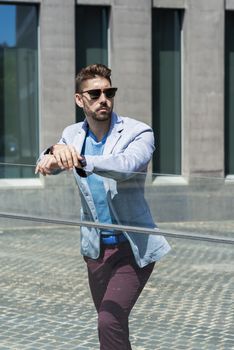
[75,64,112,92]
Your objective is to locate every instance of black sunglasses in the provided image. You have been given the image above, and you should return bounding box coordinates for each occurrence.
[81,87,118,100]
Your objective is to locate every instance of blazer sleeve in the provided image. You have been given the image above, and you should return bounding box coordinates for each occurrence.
[84,124,155,181]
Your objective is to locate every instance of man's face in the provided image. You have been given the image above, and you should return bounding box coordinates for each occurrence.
[75,77,115,123]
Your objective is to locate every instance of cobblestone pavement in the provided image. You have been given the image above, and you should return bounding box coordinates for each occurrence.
[0,221,233,350]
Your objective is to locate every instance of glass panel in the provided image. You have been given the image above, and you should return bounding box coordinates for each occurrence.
[0,165,234,229]
[152,9,182,175]
[225,11,234,175]
[0,4,39,178]
[0,164,233,349]
[75,6,109,122]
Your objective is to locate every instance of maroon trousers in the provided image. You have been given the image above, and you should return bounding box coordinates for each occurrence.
[84,241,155,350]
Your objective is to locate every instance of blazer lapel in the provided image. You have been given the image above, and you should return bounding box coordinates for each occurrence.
[73,121,88,153]
[103,113,124,155]
[72,114,124,155]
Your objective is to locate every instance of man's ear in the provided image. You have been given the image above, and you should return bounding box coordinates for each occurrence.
[75,93,84,108]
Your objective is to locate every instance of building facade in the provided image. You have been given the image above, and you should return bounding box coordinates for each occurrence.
[0,0,234,222]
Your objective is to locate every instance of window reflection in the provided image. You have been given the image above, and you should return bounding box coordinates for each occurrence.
[225,12,234,175]
[0,4,39,178]
[152,9,182,175]
[75,6,109,122]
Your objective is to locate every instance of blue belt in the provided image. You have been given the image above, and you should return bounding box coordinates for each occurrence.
[101,233,128,245]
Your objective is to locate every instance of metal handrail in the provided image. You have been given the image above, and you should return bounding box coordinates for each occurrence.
[0,212,233,245]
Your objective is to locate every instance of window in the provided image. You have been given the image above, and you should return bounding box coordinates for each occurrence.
[76,6,109,122]
[152,9,182,175]
[0,4,39,178]
[225,11,234,175]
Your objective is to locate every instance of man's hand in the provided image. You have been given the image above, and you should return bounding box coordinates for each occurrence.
[35,144,84,176]
[35,154,59,176]
[52,144,83,170]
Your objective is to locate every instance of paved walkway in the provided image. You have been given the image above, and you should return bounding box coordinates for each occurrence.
[0,221,233,350]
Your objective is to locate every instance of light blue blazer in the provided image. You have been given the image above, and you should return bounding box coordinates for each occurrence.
[50,112,171,267]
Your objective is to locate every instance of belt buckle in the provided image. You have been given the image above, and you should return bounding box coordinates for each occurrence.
[101,233,128,249]
[101,234,119,247]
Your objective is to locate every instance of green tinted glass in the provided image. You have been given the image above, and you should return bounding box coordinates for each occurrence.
[76,6,109,122]
[225,12,234,175]
[152,9,182,175]
[0,4,39,178]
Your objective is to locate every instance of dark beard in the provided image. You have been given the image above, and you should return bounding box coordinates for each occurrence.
[87,108,112,122]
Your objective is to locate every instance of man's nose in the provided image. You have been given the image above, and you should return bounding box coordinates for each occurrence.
[99,92,107,103]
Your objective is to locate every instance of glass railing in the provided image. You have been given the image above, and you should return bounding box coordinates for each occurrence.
[0,163,233,349]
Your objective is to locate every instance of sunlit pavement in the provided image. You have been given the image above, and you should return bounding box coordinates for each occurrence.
[0,222,233,350]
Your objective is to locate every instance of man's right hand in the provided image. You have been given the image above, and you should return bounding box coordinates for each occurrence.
[35,144,84,176]
[35,154,59,176]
